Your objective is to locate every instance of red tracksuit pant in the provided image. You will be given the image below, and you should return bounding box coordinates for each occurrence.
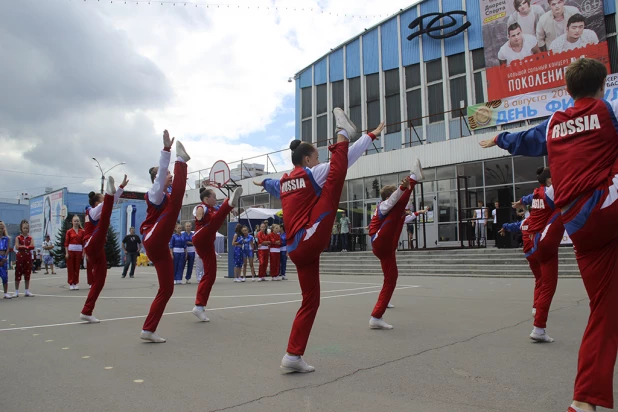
[193,200,232,307]
[286,140,349,356]
[86,260,93,286]
[81,194,114,316]
[15,252,32,282]
[564,175,618,409]
[67,251,82,285]
[270,251,280,278]
[141,161,187,333]
[258,249,269,277]
[370,187,414,319]
[522,212,563,329]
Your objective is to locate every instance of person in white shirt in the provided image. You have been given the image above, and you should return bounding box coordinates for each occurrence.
[473,201,488,246]
[549,14,599,53]
[41,235,56,275]
[507,0,546,37]
[498,23,541,65]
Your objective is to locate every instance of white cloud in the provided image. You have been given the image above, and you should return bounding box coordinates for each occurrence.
[0,0,415,199]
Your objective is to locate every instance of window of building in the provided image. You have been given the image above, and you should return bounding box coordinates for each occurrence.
[301,120,312,143]
[316,84,327,147]
[332,80,344,135]
[457,162,484,188]
[384,69,401,134]
[364,177,380,200]
[513,156,545,183]
[448,53,467,118]
[405,64,423,134]
[301,87,312,143]
[472,49,486,104]
[366,73,380,131]
[484,159,514,186]
[349,178,364,201]
[349,77,362,140]
[426,59,444,124]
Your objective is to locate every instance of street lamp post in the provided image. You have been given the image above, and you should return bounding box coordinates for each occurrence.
[93,158,126,193]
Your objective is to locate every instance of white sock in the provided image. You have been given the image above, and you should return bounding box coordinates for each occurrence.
[285,354,300,361]
[25,289,29,293]
[176,156,185,163]
[337,129,349,139]
[569,405,591,412]
[533,326,545,335]
[410,173,417,181]
[371,317,381,322]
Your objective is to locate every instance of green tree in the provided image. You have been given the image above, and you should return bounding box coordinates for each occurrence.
[105,227,121,268]
[52,219,71,267]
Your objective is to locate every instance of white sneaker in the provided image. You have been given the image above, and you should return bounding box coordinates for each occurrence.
[106,176,116,196]
[530,331,554,343]
[240,277,246,282]
[13,292,19,298]
[387,303,395,309]
[25,290,34,297]
[280,355,315,373]
[140,331,167,343]
[229,186,244,208]
[532,308,536,316]
[74,285,79,290]
[234,278,241,283]
[80,313,100,323]
[281,276,287,280]
[369,317,393,330]
[251,277,256,282]
[192,306,210,322]
[3,293,12,299]
[69,285,75,290]
[257,278,265,282]
[185,280,191,284]
[176,140,191,162]
[410,158,425,182]
[273,276,282,281]
[333,108,359,140]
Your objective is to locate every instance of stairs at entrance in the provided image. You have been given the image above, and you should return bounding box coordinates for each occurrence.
[282,247,580,278]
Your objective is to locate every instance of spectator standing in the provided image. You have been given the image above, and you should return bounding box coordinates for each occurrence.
[41,235,56,275]
[121,227,142,279]
[330,222,338,252]
[339,211,351,252]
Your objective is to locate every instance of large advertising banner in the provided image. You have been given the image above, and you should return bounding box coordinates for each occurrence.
[480,0,609,101]
[29,189,66,248]
[468,73,618,129]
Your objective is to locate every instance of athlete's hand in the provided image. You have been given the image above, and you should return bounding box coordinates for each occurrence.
[511,200,522,209]
[121,174,129,188]
[163,130,175,149]
[252,180,265,192]
[401,178,410,189]
[370,122,385,137]
[479,138,497,148]
[498,228,506,236]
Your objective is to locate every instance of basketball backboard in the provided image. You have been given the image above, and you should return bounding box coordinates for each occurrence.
[208,160,231,188]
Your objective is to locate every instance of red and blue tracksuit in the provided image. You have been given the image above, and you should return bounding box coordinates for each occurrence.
[0,236,9,285]
[81,187,124,316]
[140,149,187,333]
[269,232,281,278]
[256,231,270,278]
[368,180,417,319]
[501,186,563,330]
[262,132,377,356]
[182,231,195,280]
[193,200,233,308]
[495,98,618,408]
[169,233,186,282]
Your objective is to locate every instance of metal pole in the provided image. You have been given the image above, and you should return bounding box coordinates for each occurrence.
[100,175,105,194]
[420,182,426,249]
[457,176,463,249]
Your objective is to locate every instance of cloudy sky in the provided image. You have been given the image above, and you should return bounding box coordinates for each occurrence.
[0,0,415,199]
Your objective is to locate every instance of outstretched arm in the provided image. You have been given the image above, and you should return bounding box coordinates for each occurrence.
[148,150,172,206]
[479,119,549,156]
[310,123,385,188]
[501,221,523,234]
[88,176,127,221]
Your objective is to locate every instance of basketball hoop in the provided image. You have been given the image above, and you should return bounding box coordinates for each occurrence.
[209,160,231,188]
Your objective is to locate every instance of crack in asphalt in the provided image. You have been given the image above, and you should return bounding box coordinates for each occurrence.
[208,298,588,412]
